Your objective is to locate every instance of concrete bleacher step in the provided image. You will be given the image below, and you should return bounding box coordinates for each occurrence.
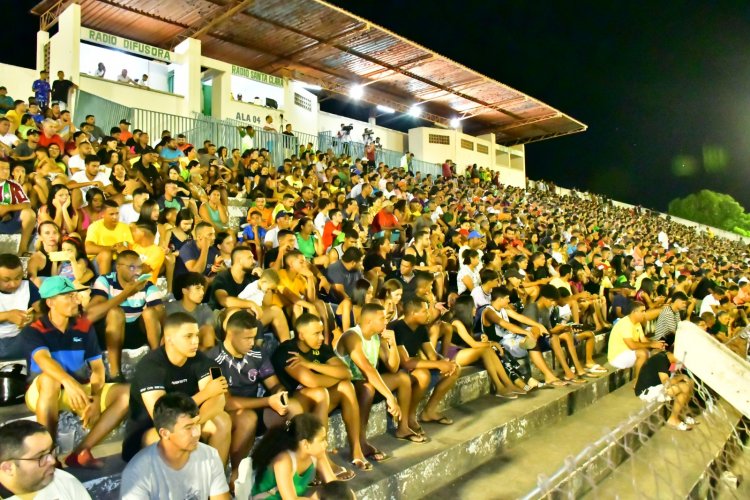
[340,366,630,500]
[581,399,744,500]
[431,384,662,500]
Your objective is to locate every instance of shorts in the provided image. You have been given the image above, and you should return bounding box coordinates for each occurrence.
[26,377,115,414]
[446,345,462,361]
[95,316,149,351]
[609,349,637,370]
[0,211,22,233]
[0,335,26,361]
[638,384,671,403]
[501,334,530,358]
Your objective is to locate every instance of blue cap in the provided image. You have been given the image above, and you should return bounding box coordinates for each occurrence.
[468,230,484,239]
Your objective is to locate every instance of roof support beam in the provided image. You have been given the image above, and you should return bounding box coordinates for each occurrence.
[170,0,256,49]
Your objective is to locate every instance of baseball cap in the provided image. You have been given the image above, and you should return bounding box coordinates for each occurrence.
[119,119,131,125]
[275,211,290,220]
[739,277,748,285]
[39,276,88,299]
[613,275,634,289]
[26,129,40,137]
[468,230,484,239]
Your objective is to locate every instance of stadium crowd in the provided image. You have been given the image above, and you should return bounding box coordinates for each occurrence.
[0,98,749,499]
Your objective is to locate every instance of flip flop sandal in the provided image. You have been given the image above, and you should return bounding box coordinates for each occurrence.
[683,416,698,426]
[365,449,392,462]
[564,377,587,385]
[420,416,454,425]
[547,379,569,387]
[394,432,429,444]
[495,391,519,399]
[667,421,693,431]
[351,458,373,472]
[335,468,356,481]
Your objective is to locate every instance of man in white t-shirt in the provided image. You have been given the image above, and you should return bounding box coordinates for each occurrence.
[699,288,724,317]
[119,188,151,224]
[0,420,91,500]
[0,117,19,156]
[66,140,93,174]
[67,154,114,207]
[120,393,230,500]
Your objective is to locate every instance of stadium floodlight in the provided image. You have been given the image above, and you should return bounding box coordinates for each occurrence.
[376,104,395,114]
[450,117,461,128]
[408,105,422,117]
[349,85,364,99]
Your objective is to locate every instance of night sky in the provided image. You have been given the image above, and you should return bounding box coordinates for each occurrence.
[5,1,750,211]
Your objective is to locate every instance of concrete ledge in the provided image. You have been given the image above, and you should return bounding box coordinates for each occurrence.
[349,368,631,500]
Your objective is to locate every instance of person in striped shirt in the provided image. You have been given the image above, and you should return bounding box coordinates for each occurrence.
[87,250,164,381]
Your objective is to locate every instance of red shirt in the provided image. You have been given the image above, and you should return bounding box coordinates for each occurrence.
[322,221,341,250]
[38,133,65,150]
[0,180,30,205]
[372,210,398,233]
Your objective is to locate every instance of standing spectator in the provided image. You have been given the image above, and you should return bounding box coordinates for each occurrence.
[238,125,255,152]
[0,158,36,254]
[120,393,230,499]
[0,420,91,498]
[31,70,51,110]
[50,71,77,110]
[22,276,130,468]
[95,62,106,78]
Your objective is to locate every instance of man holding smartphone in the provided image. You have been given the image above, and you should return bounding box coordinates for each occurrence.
[207,310,291,487]
[122,312,231,468]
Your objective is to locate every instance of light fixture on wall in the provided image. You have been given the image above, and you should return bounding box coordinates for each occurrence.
[408,105,421,117]
[349,85,364,99]
[376,104,395,113]
[450,117,461,128]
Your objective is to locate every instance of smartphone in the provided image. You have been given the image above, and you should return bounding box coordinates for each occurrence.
[136,273,152,282]
[210,367,222,379]
[48,251,69,262]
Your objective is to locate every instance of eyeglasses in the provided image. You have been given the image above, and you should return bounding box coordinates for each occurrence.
[11,450,56,467]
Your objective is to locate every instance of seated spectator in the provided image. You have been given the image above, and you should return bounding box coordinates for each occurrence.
[554,288,608,376]
[391,297,459,432]
[84,199,133,275]
[336,303,427,450]
[471,269,501,308]
[174,221,222,280]
[215,231,237,266]
[634,350,696,431]
[699,287,725,316]
[240,209,267,261]
[0,420,90,498]
[446,295,524,398]
[88,250,163,380]
[653,291,690,346]
[457,249,482,295]
[169,208,194,252]
[264,211,293,251]
[122,313,231,466]
[27,221,64,285]
[0,254,40,360]
[251,414,335,499]
[131,221,165,283]
[120,393,230,499]
[166,272,216,350]
[607,300,665,381]
[199,187,229,232]
[119,187,150,224]
[56,234,95,287]
[0,158,36,254]
[37,184,79,235]
[271,313,363,474]
[79,187,106,235]
[207,310,292,486]
[68,154,116,208]
[386,254,418,302]
[23,276,129,468]
[326,247,364,303]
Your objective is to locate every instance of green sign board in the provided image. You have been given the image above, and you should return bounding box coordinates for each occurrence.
[81,28,174,63]
[231,65,283,88]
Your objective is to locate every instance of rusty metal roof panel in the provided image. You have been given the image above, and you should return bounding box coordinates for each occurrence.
[32,0,586,145]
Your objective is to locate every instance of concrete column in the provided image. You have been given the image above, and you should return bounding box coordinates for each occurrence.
[50,3,81,80]
[211,70,231,119]
[174,38,202,116]
[36,31,49,72]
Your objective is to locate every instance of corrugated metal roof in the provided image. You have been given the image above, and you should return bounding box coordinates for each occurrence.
[32,0,586,145]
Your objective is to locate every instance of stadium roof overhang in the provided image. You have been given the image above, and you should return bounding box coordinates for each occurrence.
[33,0,587,146]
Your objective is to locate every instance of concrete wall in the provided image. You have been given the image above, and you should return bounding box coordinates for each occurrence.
[0,63,38,103]
[79,74,184,115]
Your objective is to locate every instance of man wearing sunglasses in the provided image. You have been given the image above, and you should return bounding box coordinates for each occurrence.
[87,250,164,382]
[0,420,90,498]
